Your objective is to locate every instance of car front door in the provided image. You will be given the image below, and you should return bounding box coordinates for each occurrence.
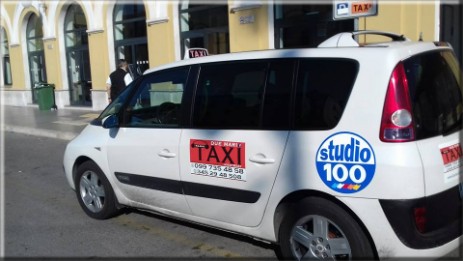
[106,67,192,214]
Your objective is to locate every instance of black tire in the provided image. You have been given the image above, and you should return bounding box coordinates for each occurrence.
[74,161,119,219]
[277,197,375,260]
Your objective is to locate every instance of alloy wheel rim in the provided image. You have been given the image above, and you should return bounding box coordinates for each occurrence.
[290,215,351,260]
[79,171,106,213]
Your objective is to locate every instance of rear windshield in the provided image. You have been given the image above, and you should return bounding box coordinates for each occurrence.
[404,50,463,140]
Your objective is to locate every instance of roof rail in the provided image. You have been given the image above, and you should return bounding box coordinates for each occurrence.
[318,30,410,48]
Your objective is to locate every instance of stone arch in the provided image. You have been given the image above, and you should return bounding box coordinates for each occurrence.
[41,1,59,39]
[15,4,40,44]
[0,25,12,87]
[91,1,105,30]
[146,0,169,22]
[17,6,42,91]
[0,5,13,43]
[54,1,94,30]
[56,2,71,92]
[55,1,88,92]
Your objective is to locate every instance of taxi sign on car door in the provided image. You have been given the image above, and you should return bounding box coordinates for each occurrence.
[333,0,378,20]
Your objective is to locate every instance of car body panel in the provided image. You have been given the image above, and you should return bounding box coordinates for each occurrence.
[179,129,288,227]
[106,127,191,214]
[63,34,462,259]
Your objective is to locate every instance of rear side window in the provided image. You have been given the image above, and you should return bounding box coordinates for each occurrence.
[193,61,267,129]
[294,59,359,130]
[404,51,463,139]
[192,60,294,129]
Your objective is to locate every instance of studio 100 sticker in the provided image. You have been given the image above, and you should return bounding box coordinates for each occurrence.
[316,132,376,194]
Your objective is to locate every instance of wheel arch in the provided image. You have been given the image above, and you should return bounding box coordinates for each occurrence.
[72,156,94,186]
[72,156,124,215]
[273,189,379,259]
[72,155,128,211]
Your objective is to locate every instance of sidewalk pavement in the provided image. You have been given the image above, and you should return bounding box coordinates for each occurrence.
[1,105,101,140]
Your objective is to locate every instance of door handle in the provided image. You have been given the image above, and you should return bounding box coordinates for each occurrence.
[249,154,275,164]
[158,150,176,158]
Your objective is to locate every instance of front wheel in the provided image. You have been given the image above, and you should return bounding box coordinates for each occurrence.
[75,161,119,219]
[277,197,375,260]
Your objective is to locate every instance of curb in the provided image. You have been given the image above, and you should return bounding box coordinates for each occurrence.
[2,125,77,141]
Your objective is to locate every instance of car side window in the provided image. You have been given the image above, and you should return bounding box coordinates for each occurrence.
[123,67,190,128]
[262,60,294,130]
[193,61,267,129]
[294,59,358,130]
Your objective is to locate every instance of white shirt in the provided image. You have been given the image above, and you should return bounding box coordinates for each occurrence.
[106,72,133,86]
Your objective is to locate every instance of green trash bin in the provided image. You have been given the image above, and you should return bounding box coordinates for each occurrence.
[34,83,56,111]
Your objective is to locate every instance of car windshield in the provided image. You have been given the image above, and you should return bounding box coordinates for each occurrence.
[97,77,141,121]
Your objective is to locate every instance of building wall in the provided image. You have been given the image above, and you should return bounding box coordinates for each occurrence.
[359,2,437,42]
[229,5,271,52]
[0,0,442,111]
[147,4,177,67]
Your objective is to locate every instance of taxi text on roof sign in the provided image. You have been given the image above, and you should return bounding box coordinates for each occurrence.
[333,0,378,20]
[186,48,209,59]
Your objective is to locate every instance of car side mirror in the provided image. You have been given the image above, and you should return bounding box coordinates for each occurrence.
[102,114,119,129]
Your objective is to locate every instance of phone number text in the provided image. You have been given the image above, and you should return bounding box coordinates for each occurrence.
[190,163,246,181]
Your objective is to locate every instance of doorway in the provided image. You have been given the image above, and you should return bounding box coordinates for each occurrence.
[65,4,92,106]
[26,14,47,103]
[67,49,92,106]
[114,3,149,80]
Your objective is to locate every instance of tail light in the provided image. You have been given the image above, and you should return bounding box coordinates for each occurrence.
[413,207,427,233]
[380,62,415,142]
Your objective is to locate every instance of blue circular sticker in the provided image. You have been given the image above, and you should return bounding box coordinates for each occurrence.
[315,132,376,194]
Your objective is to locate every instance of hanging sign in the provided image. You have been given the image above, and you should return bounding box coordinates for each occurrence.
[333,0,378,20]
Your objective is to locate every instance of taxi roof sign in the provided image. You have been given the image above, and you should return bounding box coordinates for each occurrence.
[333,0,378,20]
[184,48,209,59]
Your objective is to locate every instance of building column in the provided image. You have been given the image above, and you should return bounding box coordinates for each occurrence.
[147,5,176,67]
[2,43,31,106]
[87,30,110,110]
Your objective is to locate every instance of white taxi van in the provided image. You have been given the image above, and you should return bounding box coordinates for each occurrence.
[63,31,462,260]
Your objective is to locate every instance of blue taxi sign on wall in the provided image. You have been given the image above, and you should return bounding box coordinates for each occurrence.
[333,0,378,20]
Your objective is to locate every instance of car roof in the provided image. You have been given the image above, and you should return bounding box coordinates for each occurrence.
[144,31,453,75]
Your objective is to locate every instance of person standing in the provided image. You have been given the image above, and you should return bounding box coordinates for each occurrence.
[106,59,133,103]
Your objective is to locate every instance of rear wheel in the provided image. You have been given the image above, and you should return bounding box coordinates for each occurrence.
[75,161,119,219]
[277,197,375,260]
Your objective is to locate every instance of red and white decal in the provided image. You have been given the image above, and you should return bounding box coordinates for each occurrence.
[190,139,246,181]
[439,141,462,182]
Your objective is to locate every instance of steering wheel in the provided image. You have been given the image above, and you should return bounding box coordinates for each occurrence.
[156,102,177,124]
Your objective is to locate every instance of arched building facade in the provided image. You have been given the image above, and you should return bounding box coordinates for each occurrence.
[0,0,461,110]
